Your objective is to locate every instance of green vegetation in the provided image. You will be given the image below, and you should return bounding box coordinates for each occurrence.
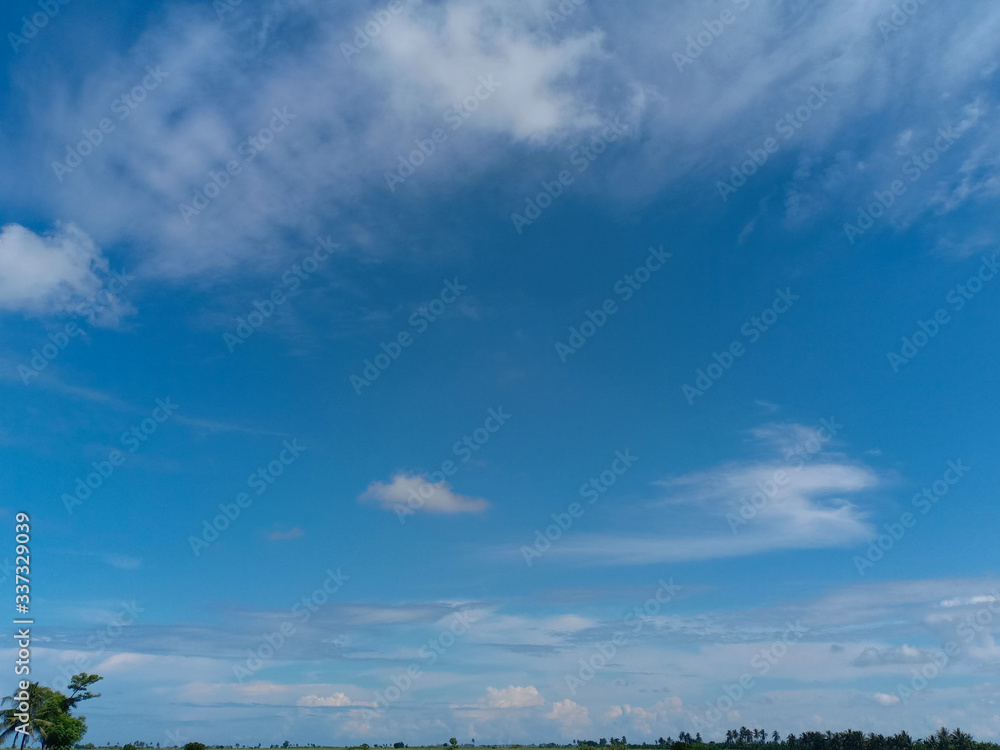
[570,729,998,750]
[0,673,102,750]
[1,693,997,750]
[119,735,1000,750]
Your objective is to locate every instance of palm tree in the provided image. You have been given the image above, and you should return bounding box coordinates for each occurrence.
[949,729,971,750]
[0,682,60,749]
[929,728,951,750]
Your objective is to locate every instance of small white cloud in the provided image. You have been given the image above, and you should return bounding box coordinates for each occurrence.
[298,692,374,707]
[360,472,489,515]
[267,526,305,541]
[874,692,900,706]
[482,685,544,709]
[0,222,132,324]
[546,698,589,727]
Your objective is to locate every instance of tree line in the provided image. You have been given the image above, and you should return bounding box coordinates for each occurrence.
[572,729,998,750]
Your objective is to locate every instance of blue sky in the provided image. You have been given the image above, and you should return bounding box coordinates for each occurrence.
[1,0,999,744]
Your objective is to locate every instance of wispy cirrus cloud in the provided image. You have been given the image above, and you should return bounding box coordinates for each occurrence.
[541,422,879,566]
[298,692,375,707]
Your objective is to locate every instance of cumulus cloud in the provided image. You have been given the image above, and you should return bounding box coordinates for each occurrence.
[874,692,901,706]
[482,684,545,709]
[360,472,489,515]
[0,223,132,324]
[603,698,684,734]
[546,698,589,727]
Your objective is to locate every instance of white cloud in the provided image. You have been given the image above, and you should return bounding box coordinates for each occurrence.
[546,698,589,727]
[604,705,623,720]
[360,472,489,515]
[874,692,901,706]
[0,223,132,323]
[483,684,545,709]
[373,0,609,142]
[854,644,934,666]
[298,692,375,707]
[940,595,998,607]
[604,698,684,735]
[541,423,878,565]
[5,0,1000,285]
